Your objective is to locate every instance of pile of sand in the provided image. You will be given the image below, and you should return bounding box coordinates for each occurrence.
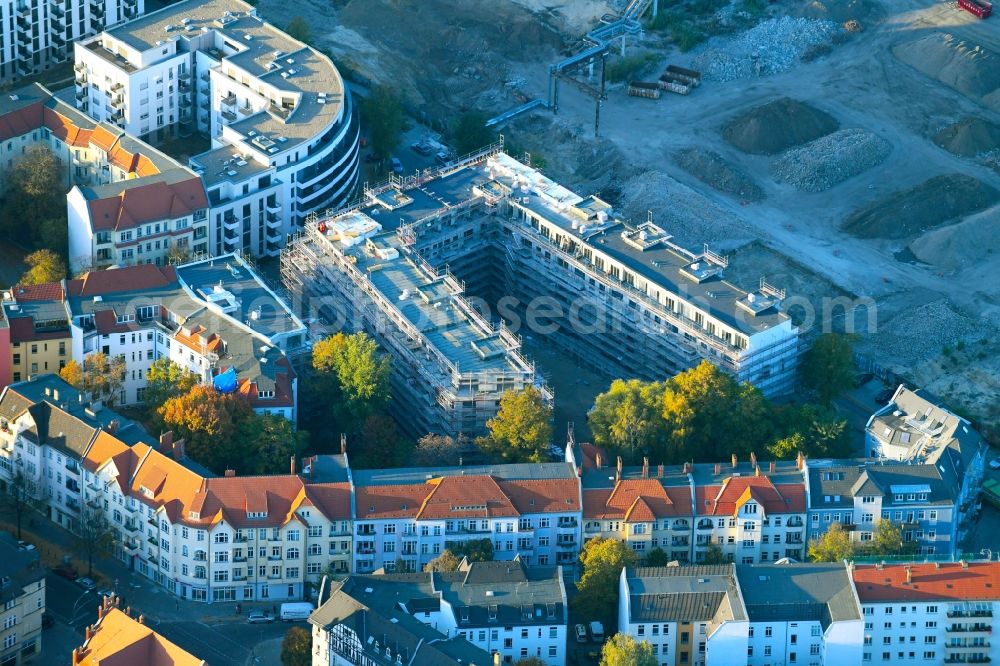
[908,205,1000,271]
[933,117,1000,157]
[842,174,1000,239]
[673,148,765,202]
[722,98,839,155]
[796,0,885,25]
[893,33,1000,113]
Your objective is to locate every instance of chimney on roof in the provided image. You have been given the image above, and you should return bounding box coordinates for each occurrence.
[714,463,721,475]
[796,451,805,471]
[493,651,502,666]
[225,469,236,477]
[750,452,757,468]
[107,419,119,435]
[595,453,603,469]
[848,560,854,571]
[934,562,941,569]
[769,461,776,473]
[961,559,968,569]
[616,456,623,474]
[72,649,80,666]
[138,614,144,625]
[683,462,691,474]
[731,454,737,469]
[755,465,760,477]
[53,389,60,402]
[290,456,296,475]
[172,438,185,461]
[85,625,92,641]
[44,387,52,397]
[657,463,664,478]
[905,566,912,584]
[875,562,884,571]
[159,431,173,451]
[340,433,347,455]
[642,457,649,478]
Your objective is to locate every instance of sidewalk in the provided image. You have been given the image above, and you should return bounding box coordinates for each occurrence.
[3,512,270,625]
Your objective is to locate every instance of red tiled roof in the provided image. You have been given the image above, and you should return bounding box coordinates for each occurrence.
[7,317,68,343]
[502,478,580,515]
[583,479,690,522]
[853,563,1000,602]
[0,101,44,142]
[577,443,609,469]
[68,264,176,297]
[86,179,208,232]
[42,106,92,148]
[696,476,805,516]
[416,476,517,520]
[303,483,352,521]
[10,282,64,301]
[193,475,306,528]
[355,484,432,519]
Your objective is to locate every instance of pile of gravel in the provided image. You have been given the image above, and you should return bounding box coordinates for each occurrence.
[859,299,982,365]
[693,17,841,82]
[773,128,891,191]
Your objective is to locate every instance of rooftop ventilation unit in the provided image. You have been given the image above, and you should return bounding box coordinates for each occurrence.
[164,24,175,32]
[181,17,191,24]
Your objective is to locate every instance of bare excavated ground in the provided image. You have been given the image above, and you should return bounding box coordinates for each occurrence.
[256,0,1000,431]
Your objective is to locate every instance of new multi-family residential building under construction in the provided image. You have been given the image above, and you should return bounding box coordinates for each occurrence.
[281,145,800,438]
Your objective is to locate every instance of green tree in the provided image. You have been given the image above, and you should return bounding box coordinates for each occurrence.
[600,634,657,666]
[768,432,806,460]
[19,250,65,285]
[2,146,66,254]
[351,413,410,469]
[644,547,670,567]
[59,352,127,406]
[285,16,311,44]
[71,507,116,578]
[144,358,199,415]
[413,433,464,467]
[280,626,311,666]
[451,111,492,155]
[312,332,391,430]
[868,519,916,557]
[158,385,251,473]
[425,550,463,572]
[702,542,725,565]
[475,386,552,463]
[807,522,856,562]
[800,333,856,406]
[362,85,404,159]
[588,379,666,465]
[446,538,494,563]
[575,538,638,627]
[239,413,307,476]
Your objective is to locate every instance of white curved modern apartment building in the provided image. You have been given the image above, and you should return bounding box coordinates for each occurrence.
[72,0,359,260]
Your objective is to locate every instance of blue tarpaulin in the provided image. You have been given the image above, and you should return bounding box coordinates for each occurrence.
[213,367,238,393]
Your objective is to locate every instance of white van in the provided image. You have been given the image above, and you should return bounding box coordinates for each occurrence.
[280,602,314,621]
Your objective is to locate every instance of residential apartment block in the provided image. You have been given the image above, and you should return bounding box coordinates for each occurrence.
[312,558,567,666]
[282,149,799,437]
[73,0,360,259]
[310,575,493,666]
[0,84,208,273]
[618,562,863,666]
[0,533,46,666]
[806,458,962,557]
[575,447,808,564]
[0,0,141,84]
[0,253,304,417]
[350,463,582,574]
[853,561,1000,665]
[73,594,204,665]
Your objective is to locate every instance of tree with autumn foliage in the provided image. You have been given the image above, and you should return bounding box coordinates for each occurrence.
[59,352,127,405]
[310,332,391,432]
[19,250,65,285]
[575,537,638,627]
[475,386,552,463]
[1,146,67,256]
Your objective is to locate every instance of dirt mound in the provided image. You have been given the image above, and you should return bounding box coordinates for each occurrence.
[796,0,885,25]
[908,206,1000,271]
[934,117,1000,157]
[892,33,1000,113]
[773,128,891,192]
[617,171,756,249]
[722,98,839,155]
[673,148,764,202]
[843,174,1000,239]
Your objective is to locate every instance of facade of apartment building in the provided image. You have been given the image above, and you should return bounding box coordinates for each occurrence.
[576,450,808,565]
[73,0,360,259]
[310,575,493,666]
[0,534,46,666]
[73,595,204,665]
[806,459,961,556]
[853,562,1000,666]
[350,464,582,574]
[618,563,863,666]
[0,0,141,84]
[1,282,72,387]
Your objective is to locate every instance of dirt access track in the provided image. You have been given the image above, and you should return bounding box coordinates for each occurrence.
[257,0,1000,431]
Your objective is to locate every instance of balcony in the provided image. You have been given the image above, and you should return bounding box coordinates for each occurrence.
[556,538,577,549]
[123,521,139,534]
[786,517,805,528]
[200,72,210,82]
[232,573,247,581]
[221,109,237,123]
[220,92,237,107]
[111,95,125,109]
[557,518,579,529]
[238,105,254,117]
[178,71,191,81]
[265,211,282,229]
[950,611,995,619]
[146,536,158,547]
[673,520,690,531]
[948,625,993,635]
[51,32,65,46]
[122,539,140,555]
[943,659,991,664]
[223,214,239,232]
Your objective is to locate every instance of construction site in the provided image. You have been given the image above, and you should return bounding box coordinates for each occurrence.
[263,0,1000,435]
[281,147,799,438]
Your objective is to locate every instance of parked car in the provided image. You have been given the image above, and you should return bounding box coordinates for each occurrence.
[574,624,588,643]
[97,588,114,599]
[76,577,96,591]
[989,457,1000,470]
[410,142,433,156]
[53,565,78,581]
[247,611,275,624]
[390,157,404,174]
[17,541,35,552]
[434,150,451,165]
[41,613,54,630]
[589,621,605,642]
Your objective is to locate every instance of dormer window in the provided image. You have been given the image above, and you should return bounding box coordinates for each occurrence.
[257,390,274,399]
[139,486,154,499]
[488,604,497,622]
[460,608,469,624]
[116,313,135,324]
[188,511,200,520]
[247,511,268,519]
